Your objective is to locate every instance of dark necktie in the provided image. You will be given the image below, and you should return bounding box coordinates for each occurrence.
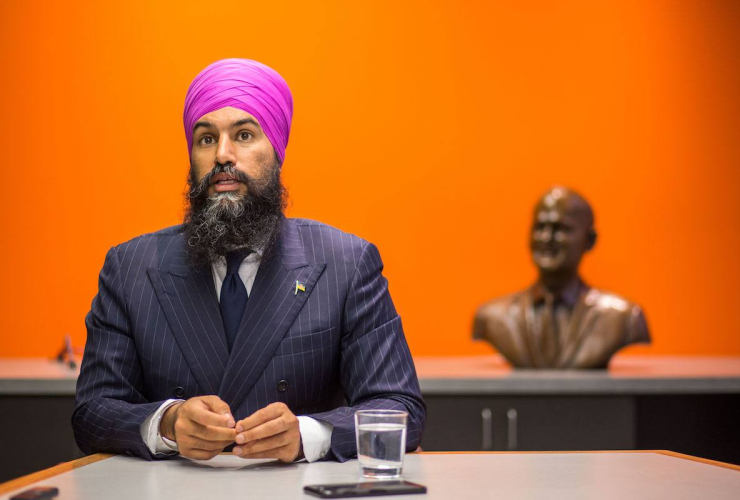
[540,293,560,367]
[220,249,251,352]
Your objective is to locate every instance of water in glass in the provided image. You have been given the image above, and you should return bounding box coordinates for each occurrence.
[357,422,406,479]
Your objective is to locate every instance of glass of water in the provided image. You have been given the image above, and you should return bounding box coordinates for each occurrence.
[355,409,408,479]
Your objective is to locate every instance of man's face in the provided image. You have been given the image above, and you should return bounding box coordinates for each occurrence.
[190,106,277,196]
[183,105,286,266]
[530,201,592,275]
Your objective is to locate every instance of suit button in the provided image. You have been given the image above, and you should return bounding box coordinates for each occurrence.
[173,386,185,398]
[276,380,289,392]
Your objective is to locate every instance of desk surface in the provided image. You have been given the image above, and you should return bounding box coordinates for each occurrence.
[1,452,738,500]
[0,359,79,395]
[415,355,740,394]
[2,355,740,395]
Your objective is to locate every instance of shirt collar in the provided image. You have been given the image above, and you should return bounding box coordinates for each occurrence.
[212,246,263,275]
[530,277,587,307]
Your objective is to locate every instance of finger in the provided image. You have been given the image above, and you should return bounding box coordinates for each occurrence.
[236,402,287,433]
[188,402,236,428]
[192,422,237,442]
[199,397,236,428]
[235,418,286,444]
[179,434,233,452]
[236,443,297,462]
[200,395,234,420]
[176,416,236,443]
[234,431,292,455]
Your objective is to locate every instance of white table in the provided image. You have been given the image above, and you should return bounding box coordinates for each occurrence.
[1,452,738,500]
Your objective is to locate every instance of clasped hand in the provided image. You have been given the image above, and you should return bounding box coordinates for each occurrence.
[161,397,301,462]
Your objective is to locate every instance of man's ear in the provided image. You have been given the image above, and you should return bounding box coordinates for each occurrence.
[586,229,597,251]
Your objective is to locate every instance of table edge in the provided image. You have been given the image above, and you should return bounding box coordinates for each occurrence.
[652,450,740,472]
[417,450,740,472]
[0,454,113,495]
[1,449,737,495]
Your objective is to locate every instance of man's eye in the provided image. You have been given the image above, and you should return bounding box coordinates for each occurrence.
[200,136,214,145]
[238,131,253,141]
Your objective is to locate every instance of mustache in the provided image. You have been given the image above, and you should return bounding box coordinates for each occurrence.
[189,163,252,199]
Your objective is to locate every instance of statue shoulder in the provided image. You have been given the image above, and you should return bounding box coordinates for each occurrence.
[473,290,532,367]
[584,287,643,315]
[473,289,528,339]
[476,290,528,318]
[583,287,650,345]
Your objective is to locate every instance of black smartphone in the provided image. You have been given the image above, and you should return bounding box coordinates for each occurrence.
[304,480,427,498]
[10,487,59,500]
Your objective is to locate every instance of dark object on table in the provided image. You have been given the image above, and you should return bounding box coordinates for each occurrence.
[10,487,59,500]
[473,186,650,369]
[304,481,427,498]
[55,334,77,370]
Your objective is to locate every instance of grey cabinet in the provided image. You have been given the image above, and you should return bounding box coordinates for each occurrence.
[0,396,83,483]
[415,355,740,463]
[422,396,635,452]
[420,393,740,465]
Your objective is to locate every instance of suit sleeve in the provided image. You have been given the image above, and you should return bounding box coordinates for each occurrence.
[307,242,426,462]
[72,246,168,460]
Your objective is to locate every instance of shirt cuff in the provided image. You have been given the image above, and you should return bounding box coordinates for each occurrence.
[297,416,333,462]
[140,399,183,455]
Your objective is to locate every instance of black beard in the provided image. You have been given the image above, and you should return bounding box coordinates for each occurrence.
[182,160,287,269]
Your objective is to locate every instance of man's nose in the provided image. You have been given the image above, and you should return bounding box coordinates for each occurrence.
[215,136,236,165]
[540,226,553,243]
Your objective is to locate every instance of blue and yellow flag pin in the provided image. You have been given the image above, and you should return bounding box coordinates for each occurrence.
[294,280,306,295]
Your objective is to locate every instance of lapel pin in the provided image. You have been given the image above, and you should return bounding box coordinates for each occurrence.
[295,280,306,295]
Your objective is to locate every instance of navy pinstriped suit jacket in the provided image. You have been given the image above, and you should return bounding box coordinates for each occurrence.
[73,218,425,461]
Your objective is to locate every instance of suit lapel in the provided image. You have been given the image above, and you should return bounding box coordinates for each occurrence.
[147,240,229,395]
[558,288,598,368]
[520,289,546,368]
[218,220,326,411]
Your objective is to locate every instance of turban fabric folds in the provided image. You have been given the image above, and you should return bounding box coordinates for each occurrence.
[183,59,293,162]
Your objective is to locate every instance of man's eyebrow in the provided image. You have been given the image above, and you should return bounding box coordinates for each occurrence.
[192,121,213,133]
[232,118,261,129]
[193,118,262,133]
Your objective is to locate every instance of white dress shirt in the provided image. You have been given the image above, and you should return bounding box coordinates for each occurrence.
[140,251,333,461]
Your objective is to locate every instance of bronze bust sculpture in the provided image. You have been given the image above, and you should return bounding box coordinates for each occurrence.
[473,187,650,369]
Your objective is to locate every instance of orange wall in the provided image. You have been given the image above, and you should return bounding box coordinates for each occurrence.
[0,1,738,358]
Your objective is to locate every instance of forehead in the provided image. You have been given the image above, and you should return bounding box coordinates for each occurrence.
[194,106,261,129]
[533,201,585,226]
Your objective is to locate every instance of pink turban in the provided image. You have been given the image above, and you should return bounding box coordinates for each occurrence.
[183,59,293,162]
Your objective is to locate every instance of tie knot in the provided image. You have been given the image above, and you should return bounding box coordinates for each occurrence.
[225,248,251,276]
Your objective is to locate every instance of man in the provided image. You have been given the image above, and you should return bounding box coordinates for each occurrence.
[73,59,425,462]
[473,186,650,369]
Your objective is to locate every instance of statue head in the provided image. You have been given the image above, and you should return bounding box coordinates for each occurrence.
[530,186,596,280]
